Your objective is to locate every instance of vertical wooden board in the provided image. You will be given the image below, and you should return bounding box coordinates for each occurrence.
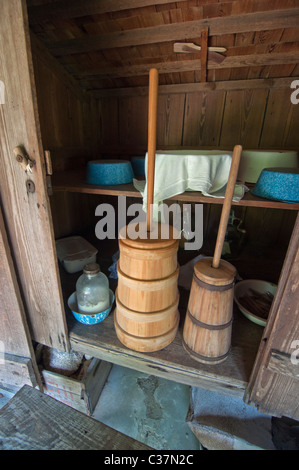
[220,89,268,148]
[67,89,86,149]
[260,88,295,148]
[0,354,41,390]
[32,52,69,148]
[119,95,148,147]
[282,93,299,149]
[0,206,32,358]
[0,0,68,351]
[243,207,287,249]
[50,192,98,240]
[0,206,42,389]
[182,91,226,147]
[157,93,185,147]
[31,32,94,161]
[98,97,119,146]
[245,215,299,419]
[34,61,85,150]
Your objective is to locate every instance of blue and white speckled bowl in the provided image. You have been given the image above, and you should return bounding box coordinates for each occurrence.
[68,290,115,325]
[252,167,299,203]
[86,160,134,185]
[131,156,145,176]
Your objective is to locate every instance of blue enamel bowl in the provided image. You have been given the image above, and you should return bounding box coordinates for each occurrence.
[68,290,115,325]
[86,160,134,185]
[131,156,145,176]
[252,167,299,203]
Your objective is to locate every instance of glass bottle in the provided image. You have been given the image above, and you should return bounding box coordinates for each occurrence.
[76,263,110,314]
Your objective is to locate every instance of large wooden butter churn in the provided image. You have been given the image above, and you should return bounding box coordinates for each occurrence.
[114,69,180,352]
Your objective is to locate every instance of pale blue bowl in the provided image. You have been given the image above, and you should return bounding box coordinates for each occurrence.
[252,167,299,203]
[86,160,134,185]
[68,290,114,325]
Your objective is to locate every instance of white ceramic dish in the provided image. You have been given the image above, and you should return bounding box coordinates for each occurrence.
[237,150,298,183]
[234,279,277,326]
[55,236,98,273]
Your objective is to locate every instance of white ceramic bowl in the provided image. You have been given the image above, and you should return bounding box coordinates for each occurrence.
[238,150,298,183]
[234,279,277,326]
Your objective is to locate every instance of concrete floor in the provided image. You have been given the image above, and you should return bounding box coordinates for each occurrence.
[0,365,200,451]
[1,366,286,450]
[91,364,201,450]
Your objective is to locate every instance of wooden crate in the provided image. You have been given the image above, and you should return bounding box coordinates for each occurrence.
[39,354,112,415]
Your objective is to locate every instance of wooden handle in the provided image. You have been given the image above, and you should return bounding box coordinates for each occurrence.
[212,144,243,269]
[13,146,28,171]
[146,68,159,231]
[13,146,34,172]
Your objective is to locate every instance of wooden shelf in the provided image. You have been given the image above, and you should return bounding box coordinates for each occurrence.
[60,266,263,397]
[67,301,263,397]
[52,169,299,210]
[53,166,296,397]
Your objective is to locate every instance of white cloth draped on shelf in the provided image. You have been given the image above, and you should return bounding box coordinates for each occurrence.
[133,150,248,220]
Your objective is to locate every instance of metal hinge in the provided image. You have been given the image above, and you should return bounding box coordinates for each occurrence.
[44,150,53,195]
[44,150,53,176]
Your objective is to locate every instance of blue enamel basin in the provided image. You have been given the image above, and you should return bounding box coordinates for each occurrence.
[252,167,299,203]
[86,160,134,185]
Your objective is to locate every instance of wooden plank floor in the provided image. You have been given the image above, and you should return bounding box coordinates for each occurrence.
[0,385,152,450]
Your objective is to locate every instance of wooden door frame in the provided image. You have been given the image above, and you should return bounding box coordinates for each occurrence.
[0,0,69,351]
[245,213,299,418]
[0,204,43,390]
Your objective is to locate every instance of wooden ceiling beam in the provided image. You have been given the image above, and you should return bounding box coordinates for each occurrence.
[75,51,299,80]
[46,8,299,56]
[73,41,299,78]
[28,0,190,25]
[91,76,299,97]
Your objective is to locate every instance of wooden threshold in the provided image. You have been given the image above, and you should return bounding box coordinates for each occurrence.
[52,169,299,211]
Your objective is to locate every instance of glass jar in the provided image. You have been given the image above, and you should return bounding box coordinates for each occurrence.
[76,263,110,314]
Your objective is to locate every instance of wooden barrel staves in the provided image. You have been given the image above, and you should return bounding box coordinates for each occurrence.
[182,144,242,364]
[114,221,180,352]
[114,68,180,352]
[183,258,236,364]
[118,222,178,281]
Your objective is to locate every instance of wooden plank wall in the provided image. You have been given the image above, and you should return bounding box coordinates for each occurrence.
[96,81,299,155]
[30,29,298,275]
[95,80,298,284]
[31,35,99,239]
[31,34,97,172]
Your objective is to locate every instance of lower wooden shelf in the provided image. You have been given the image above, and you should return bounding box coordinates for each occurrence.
[64,269,263,397]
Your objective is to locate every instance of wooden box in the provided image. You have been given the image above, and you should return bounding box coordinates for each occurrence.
[39,355,112,416]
